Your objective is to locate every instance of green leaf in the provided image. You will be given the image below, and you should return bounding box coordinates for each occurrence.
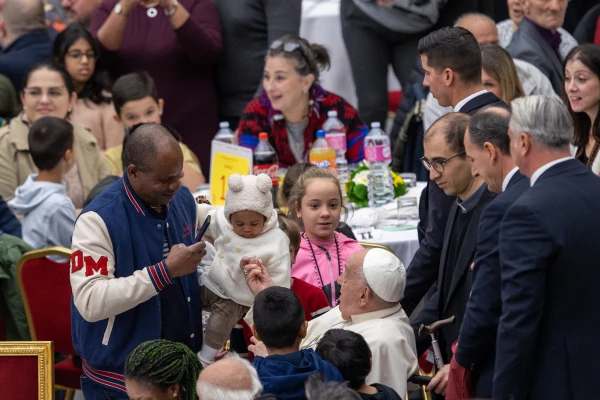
[354,184,368,200]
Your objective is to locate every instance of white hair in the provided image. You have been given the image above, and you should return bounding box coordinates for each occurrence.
[509,95,573,149]
[196,354,263,400]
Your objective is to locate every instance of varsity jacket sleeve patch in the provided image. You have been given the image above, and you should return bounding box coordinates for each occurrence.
[70,211,172,323]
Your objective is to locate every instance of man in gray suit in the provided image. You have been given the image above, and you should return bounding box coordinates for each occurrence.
[507,0,571,95]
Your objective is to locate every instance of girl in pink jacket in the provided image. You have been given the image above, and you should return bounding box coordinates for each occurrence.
[288,168,363,306]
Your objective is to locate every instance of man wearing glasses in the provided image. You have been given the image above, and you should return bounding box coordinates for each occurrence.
[401,26,508,320]
[410,112,495,397]
[0,0,53,93]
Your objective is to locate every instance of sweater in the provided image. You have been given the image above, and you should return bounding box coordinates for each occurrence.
[197,204,290,306]
[238,86,366,168]
[293,232,364,306]
[214,0,301,118]
[70,99,124,151]
[253,349,344,400]
[8,174,76,250]
[90,0,222,176]
[0,29,53,93]
[70,176,203,394]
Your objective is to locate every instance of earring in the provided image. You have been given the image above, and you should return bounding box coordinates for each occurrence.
[303,88,309,94]
[67,108,73,113]
[173,392,177,398]
[22,106,26,111]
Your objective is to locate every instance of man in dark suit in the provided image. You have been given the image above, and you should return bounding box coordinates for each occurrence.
[0,0,53,93]
[506,0,568,95]
[493,95,600,400]
[446,107,529,399]
[402,27,506,317]
[411,112,495,397]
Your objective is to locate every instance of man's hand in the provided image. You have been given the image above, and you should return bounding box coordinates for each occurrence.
[248,336,268,357]
[240,256,274,296]
[427,364,450,396]
[165,241,206,278]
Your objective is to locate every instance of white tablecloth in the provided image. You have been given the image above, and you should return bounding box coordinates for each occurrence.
[346,181,426,268]
[300,0,400,108]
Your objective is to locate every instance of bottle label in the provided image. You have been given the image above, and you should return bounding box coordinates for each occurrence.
[253,164,279,186]
[309,157,338,175]
[325,133,347,152]
[364,145,391,163]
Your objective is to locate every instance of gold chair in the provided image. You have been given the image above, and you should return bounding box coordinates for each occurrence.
[358,242,395,254]
[0,341,54,400]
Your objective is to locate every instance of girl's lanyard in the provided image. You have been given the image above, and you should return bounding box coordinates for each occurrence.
[304,233,342,306]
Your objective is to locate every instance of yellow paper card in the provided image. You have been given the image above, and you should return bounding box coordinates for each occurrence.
[210,141,253,205]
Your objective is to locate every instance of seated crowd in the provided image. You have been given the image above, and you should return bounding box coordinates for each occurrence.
[0,0,599,400]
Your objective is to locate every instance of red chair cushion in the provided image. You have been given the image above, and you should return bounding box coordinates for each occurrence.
[0,355,39,400]
[55,356,83,389]
[20,256,76,354]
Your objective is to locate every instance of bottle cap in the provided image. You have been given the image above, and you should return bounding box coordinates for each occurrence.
[327,110,338,118]
[371,122,381,128]
[316,130,326,137]
[219,121,230,129]
[259,132,268,140]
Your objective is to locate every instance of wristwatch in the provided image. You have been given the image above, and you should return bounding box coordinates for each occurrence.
[113,2,123,14]
[164,0,178,16]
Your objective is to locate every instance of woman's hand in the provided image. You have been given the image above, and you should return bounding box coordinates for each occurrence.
[240,256,274,296]
[119,0,141,16]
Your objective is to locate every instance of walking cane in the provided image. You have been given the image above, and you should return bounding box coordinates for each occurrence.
[418,316,456,370]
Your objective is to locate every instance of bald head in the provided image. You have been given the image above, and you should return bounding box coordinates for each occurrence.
[196,356,262,400]
[0,0,45,42]
[455,13,499,45]
[346,249,369,279]
[122,123,180,172]
[425,112,471,155]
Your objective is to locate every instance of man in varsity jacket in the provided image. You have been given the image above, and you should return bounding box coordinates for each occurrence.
[70,123,207,399]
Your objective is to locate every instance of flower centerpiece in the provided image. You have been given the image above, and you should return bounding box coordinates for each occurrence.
[345,161,408,208]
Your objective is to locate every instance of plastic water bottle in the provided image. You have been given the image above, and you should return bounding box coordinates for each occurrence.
[323,111,349,189]
[364,122,394,207]
[214,121,237,145]
[309,130,337,175]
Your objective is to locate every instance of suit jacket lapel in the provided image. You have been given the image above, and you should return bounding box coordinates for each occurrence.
[438,202,458,302]
[521,19,563,81]
[443,210,478,314]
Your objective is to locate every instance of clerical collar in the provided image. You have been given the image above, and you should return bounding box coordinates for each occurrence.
[456,182,487,213]
[523,17,561,56]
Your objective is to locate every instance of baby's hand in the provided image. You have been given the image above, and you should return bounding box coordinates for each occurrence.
[248,336,268,357]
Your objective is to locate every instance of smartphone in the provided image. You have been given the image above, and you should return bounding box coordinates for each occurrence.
[194,215,211,243]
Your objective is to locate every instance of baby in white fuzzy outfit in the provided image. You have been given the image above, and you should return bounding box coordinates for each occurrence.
[196,173,290,365]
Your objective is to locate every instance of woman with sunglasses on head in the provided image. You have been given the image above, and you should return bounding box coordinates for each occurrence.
[0,63,111,207]
[238,35,366,168]
[564,44,600,175]
[53,23,124,151]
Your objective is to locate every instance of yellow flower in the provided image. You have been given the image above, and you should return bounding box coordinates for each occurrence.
[391,171,404,186]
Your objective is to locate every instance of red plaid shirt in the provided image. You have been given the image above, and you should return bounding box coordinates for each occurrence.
[237,85,366,168]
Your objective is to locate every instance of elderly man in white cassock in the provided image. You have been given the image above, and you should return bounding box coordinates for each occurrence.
[300,248,418,395]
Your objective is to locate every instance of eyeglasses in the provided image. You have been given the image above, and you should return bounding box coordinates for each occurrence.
[66,50,96,61]
[23,86,67,99]
[269,39,310,66]
[420,151,466,173]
